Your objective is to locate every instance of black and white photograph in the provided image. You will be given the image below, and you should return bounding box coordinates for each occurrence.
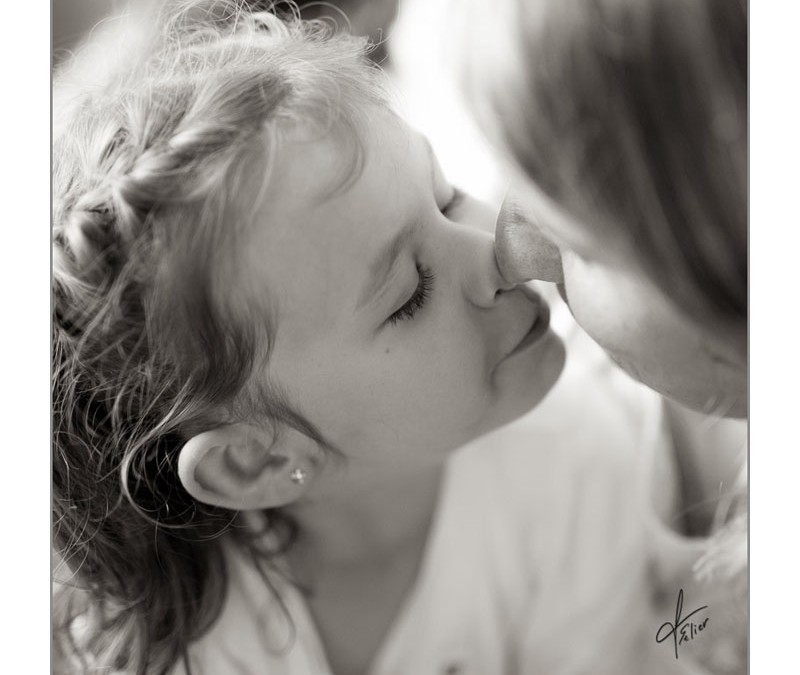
[48,1,756,673]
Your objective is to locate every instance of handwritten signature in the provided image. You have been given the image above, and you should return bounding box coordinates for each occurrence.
[655,588,709,659]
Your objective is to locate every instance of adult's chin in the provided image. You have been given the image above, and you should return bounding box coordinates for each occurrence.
[610,351,747,420]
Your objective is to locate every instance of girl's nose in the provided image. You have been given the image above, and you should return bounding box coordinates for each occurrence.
[463,228,517,309]
[494,191,564,284]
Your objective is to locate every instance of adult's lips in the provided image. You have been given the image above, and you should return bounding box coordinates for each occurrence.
[495,194,564,285]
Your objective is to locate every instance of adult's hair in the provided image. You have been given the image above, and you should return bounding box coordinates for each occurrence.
[52,2,385,672]
[456,0,747,335]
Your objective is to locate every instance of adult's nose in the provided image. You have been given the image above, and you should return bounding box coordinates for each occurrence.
[494,191,564,285]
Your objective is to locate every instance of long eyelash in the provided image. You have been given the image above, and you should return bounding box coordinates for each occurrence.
[387,265,435,325]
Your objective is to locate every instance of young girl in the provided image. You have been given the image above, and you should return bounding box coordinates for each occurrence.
[53,2,711,673]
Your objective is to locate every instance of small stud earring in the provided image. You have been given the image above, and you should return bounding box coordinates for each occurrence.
[289,467,308,485]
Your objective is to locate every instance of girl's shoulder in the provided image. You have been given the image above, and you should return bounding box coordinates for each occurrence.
[441,339,682,673]
[445,350,667,617]
[169,532,322,675]
[453,331,667,533]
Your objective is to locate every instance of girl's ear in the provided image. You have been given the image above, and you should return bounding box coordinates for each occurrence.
[177,423,316,510]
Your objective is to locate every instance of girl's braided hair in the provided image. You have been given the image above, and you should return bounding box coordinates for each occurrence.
[52,2,385,672]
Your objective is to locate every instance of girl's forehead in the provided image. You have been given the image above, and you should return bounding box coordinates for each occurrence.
[247,115,424,259]
[263,113,423,209]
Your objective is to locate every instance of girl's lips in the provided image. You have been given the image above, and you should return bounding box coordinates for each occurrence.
[506,296,551,359]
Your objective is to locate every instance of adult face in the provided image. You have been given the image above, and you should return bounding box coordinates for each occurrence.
[494,182,746,418]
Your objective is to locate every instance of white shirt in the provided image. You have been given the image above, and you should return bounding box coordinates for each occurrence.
[174,334,723,675]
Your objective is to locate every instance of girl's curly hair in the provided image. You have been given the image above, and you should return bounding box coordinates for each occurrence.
[52,2,386,672]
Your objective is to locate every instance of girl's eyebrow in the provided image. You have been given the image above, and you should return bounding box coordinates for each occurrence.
[356,218,422,312]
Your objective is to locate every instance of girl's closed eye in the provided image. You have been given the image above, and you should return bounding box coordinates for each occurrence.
[384,186,463,327]
[387,265,435,325]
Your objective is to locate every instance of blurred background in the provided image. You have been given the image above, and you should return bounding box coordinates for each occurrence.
[53,1,400,66]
